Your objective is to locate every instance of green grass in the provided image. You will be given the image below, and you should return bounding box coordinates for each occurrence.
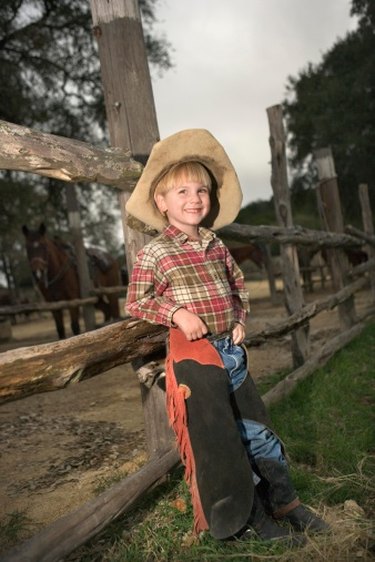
[66,470,289,561]
[0,511,38,551]
[63,321,375,560]
[256,369,289,396]
[268,322,375,509]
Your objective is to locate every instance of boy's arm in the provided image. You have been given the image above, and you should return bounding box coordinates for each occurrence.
[126,246,208,340]
[125,248,181,327]
[224,247,250,326]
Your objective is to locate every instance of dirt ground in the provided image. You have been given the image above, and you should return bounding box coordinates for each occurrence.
[0,279,372,552]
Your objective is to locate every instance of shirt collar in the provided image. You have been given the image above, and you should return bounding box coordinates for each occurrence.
[163,224,216,246]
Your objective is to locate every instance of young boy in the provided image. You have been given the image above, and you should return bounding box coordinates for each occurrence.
[125,129,329,545]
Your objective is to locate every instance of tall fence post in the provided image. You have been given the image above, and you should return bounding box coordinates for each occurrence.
[266,104,310,367]
[263,245,279,304]
[90,0,174,457]
[66,184,96,331]
[359,183,375,303]
[314,148,356,329]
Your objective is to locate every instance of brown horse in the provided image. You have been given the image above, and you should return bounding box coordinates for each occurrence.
[299,245,368,292]
[229,244,264,269]
[22,223,121,339]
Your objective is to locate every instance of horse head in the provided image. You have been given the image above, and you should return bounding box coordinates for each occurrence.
[229,244,264,269]
[22,223,51,286]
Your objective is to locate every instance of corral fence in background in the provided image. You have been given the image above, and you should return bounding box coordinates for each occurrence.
[0,285,127,318]
[1,108,375,561]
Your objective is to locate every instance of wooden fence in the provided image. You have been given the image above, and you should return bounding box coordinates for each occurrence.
[0,286,127,317]
[1,233,374,562]
[1,110,375,561]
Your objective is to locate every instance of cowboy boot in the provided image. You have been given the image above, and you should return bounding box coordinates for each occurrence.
[283,504,330,533]
[236,488,306,547]
[255,458,330,533]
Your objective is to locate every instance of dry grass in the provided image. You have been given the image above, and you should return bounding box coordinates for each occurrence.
[187,505,374,562]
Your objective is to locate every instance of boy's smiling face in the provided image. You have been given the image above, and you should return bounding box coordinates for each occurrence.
[155,177,211,238]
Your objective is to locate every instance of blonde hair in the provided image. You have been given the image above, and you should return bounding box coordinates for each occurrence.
[154,161,212,198]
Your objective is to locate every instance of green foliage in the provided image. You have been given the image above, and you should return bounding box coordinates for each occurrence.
[0,0,172,135]
[0,174,50,289]
[237,188,322,231]
[351,0,375,27]
[283,0,375,222]
[237,198,276,226]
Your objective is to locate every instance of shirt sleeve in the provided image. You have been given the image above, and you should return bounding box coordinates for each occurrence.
[125,245,181,327]
[224,246,250,325]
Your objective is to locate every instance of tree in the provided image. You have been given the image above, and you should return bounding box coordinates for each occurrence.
[0,0,172,290]
[283,0,375,223]
[350,0,375,28]
[0,0,171,137]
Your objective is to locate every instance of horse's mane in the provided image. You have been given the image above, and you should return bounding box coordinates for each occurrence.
[52,236,76,262]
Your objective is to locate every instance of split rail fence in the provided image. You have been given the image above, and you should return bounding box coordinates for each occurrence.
[1,113,375,562]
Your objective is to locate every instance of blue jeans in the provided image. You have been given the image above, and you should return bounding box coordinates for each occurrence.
[212,337,286,470]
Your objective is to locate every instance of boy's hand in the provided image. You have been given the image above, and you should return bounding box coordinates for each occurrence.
[232,323,246,345]
[172,308,208,341]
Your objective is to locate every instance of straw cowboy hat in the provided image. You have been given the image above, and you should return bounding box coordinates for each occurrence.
[125,129,243,232]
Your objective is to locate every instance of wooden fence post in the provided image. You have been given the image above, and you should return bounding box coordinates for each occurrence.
[359,183,375,303]
[314,148,356,329]
[263,245,279,304]
[266,104,310,367]
[66,184,96,331]
[90,0,174,457]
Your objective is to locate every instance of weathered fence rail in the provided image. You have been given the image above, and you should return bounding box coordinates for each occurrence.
[0,318,166,404]
[0,285,127,316]
[219,221,363,248]
[0,120,142,189]
[1,267,373,405]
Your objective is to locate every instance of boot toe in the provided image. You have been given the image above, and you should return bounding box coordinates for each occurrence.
[237,519,306,547]
[284,505,330,533]
[258,519,306,547]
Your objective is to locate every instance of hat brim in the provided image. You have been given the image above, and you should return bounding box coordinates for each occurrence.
[125,129,242,232]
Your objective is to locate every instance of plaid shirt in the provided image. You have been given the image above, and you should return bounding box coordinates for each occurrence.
[126,225,249,335]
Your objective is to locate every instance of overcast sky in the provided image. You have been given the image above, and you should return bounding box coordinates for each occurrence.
[150,0,358,207]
